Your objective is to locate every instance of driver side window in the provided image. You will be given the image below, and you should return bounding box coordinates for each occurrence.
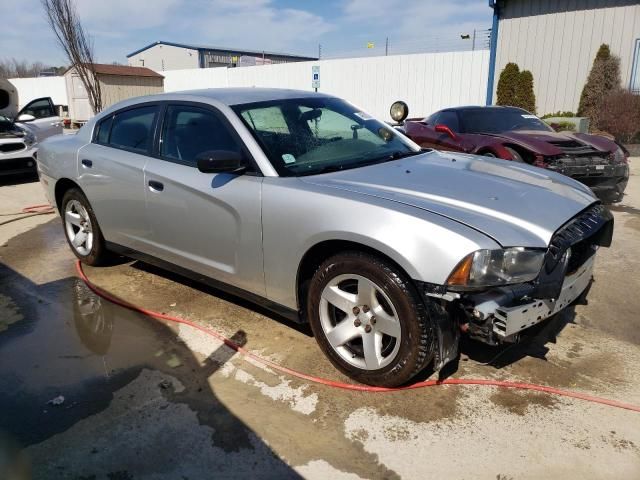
[21,98,56,119]
[161,105,242,167]
[436,111,459,132]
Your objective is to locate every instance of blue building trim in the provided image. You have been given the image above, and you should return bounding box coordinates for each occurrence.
[486,0,500,105]
[630,38,640,93]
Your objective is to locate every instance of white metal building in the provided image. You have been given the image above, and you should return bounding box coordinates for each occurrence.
[126,41,317,71]
[487,0,640,114]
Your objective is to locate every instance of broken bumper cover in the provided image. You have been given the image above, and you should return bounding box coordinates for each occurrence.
[548,163,629,203]
[470,254,594,341]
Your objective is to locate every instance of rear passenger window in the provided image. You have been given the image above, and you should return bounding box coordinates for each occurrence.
[95,115,113,145]
[109,106,158,153]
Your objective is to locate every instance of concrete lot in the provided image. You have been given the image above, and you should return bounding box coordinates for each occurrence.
[0,163,639,479]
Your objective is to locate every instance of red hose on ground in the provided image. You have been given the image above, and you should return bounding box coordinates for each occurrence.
[21,204,55,214]
[75,260,640,413]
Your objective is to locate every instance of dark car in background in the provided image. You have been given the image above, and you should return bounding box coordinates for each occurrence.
[391,103,629,203]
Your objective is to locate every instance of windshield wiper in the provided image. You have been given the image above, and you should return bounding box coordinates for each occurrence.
[389,150,423,160]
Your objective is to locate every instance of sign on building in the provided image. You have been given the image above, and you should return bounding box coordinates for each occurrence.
[312,65,320,90]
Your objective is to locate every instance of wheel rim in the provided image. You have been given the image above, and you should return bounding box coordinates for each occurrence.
[319,274,402,370]
[64,200,94,256]
[483,152,496,157]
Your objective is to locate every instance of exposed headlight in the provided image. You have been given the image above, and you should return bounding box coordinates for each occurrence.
[23,130,36,146]
[447,247,545,288]
[611,147,627,165]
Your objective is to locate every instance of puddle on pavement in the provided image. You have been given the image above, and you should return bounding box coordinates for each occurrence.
[0,262,246,448]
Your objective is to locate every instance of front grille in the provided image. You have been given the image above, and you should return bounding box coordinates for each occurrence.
[531,204,612,299]
[546,204,613,272]
[0,142,26,154]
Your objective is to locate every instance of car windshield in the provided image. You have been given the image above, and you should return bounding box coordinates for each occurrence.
[231,97,419,176]
[459,109,553,134]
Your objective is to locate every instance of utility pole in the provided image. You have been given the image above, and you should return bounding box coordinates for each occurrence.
[385,37,389,56]
[318,44,322,59]
[472,29,476,51]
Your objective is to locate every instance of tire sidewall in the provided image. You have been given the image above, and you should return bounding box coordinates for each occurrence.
[307,252,434,387]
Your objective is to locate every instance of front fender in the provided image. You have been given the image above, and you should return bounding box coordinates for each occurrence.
[261,178,499,309]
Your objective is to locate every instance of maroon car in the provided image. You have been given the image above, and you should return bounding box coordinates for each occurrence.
[391,103,629,203]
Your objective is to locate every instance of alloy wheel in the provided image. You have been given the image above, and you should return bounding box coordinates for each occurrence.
[319,274,402,370]
[64,199,94,256]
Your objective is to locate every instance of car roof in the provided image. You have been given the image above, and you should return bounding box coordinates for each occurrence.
[159,87,331,106]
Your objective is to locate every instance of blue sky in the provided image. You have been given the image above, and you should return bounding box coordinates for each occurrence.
[3,0,491,66]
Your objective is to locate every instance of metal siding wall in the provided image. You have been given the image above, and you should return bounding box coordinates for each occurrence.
[163,50,490,121]
[127,44,199,71]
[495,0,640,114]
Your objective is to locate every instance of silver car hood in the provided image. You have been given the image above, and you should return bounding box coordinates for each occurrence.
[301,151,597,248]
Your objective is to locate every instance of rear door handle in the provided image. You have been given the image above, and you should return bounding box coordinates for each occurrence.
[148,180,164,192]
[81,159,92,168]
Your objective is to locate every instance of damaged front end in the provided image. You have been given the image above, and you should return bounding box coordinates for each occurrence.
[542,141,629,203]
[420,204,613,367]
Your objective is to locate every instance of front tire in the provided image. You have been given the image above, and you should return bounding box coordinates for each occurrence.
[307,251,435,387]
[61,188,109,266]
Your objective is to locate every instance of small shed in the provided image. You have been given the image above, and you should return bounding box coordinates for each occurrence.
[65,63,164,123]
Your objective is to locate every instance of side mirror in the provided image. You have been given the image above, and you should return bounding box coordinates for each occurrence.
[16,114,36,123]
[435,124,457,139]
[196,150,247,174]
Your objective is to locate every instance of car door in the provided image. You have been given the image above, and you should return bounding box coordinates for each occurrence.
[16,97,62,141]
[77,104,159,251]
[143,102,265,296]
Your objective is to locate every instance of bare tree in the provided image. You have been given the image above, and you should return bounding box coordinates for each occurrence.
[42,0,102,113]
[0,58,52,78]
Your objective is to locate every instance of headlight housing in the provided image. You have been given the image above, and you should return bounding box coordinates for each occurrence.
[447,247,545,288]
[611,146,627,165]
[19,127,36,146]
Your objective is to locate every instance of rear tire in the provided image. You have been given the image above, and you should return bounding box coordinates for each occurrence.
[307,251,436,387]
[61,188,110,266]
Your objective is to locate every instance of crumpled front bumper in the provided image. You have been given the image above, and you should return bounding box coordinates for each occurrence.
[468,254,594,341]
[548,163,629,203]
[0,144,38,176]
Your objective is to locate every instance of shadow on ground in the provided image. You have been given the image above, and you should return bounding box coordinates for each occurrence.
[0,262,301,479]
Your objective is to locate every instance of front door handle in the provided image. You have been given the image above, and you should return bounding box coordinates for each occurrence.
[81,159,92,168]
[148,180,164,192]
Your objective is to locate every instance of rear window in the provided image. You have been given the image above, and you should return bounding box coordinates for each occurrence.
[95,116,113,144]
[109,106,158,153]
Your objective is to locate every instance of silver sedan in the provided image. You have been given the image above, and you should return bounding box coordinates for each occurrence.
[36,88,612,387]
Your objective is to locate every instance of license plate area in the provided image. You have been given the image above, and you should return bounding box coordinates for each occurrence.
[493,255,594,338]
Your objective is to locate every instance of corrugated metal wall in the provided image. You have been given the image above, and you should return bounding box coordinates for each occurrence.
[99,75,164,109]
[495,0,640,114]
[12,51,489,122]
[164,50,490,121]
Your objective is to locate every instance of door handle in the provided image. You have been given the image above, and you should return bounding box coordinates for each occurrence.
[148,180,164,192]
[81,159,93,168]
